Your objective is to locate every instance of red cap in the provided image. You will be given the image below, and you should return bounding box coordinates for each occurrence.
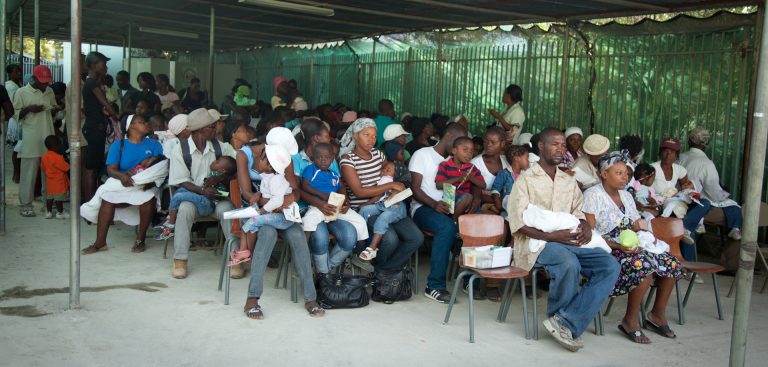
[660,138,681,152]
[32,65,53,84]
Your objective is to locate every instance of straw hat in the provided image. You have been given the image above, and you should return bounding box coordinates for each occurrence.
[582,134,610,156]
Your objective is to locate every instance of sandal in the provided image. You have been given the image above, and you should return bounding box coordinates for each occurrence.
[229,250,252,266]
[305,302,326,317]
[81,244,108,255]
[358,247,378,261]
[643,318,677,339]
[131,240,146,253]
[19,208,36,217]
[160,223,175,240]
[618,324,651,344]
[244,305,264,320]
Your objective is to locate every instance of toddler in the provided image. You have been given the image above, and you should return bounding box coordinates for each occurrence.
[435,136,486,220]
[357,160,408,261]
[491,144,530,218]
[160,155,236,239]
[41,135,70,219]
[628,163,661,220]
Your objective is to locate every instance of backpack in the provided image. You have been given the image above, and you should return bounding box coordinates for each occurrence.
[179,138,222,171]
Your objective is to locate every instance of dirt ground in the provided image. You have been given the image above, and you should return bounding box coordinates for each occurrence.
[1,172,767,367]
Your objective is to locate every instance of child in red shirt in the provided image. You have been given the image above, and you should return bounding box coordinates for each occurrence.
[435,136,486,220]
[41,135,70,219]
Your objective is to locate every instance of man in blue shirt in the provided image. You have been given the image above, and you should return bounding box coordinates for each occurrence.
[373,99,398,147]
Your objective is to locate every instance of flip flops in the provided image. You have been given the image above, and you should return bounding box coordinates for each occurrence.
[618,324,651,344]
[644,318,677,339]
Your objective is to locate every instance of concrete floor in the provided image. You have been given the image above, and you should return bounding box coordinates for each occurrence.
[1,175,767,367]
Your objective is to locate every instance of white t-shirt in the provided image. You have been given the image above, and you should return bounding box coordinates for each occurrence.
[471,154,510,191]
[501,103,525,143]
[651,161,687,196]
[408,146,447,216]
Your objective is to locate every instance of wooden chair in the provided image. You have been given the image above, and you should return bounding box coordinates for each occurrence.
[162,185,223,259]
[443,214,530,343]
[653,217,725,324]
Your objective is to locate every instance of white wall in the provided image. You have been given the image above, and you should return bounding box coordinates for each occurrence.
[63,42,125,83]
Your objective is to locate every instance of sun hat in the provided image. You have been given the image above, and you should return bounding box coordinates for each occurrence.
[582,134,610,156]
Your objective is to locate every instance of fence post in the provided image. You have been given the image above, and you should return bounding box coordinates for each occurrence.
[368,38,377,111]
[405,47,414,114]
[436,32,443,114]
[1,0,6,234]
[559,26,571,129]
[309,47,315,106]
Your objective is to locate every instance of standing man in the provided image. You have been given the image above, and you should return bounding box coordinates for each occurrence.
[116,70,140,114]
[82,51,120,202]
[13,65,60,217]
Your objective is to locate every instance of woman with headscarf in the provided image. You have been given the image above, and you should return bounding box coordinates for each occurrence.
[339,118,422,280]
[560,127,584,169]
[162,114,191,158]
[271,76,288,109]
[583,150,682,344]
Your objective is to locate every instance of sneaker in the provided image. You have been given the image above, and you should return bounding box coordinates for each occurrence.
[424,288,451,303]
[56,211,70,219]
[45,211,54,219]
[696,223,706,234]
[542,314,581,352]
[681,230,695,245]
[728,228,742,241]
[349,255,374,274]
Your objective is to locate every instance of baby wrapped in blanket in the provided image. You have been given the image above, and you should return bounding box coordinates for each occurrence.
[522,204,611,253]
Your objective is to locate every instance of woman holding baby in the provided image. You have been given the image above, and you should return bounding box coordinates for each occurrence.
[583,150,683,344]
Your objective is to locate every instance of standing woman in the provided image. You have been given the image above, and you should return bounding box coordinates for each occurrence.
[135,72,161,113]
[339,118,423,276]
[155,74,180,111]
[488,84,525,144]
[470,126,509,212]
[5,64,23,183]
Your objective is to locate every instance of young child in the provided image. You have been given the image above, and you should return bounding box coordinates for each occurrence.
[472,136,485,157]
[300,143,369,242]
[230,123,257,150]
[160,155,237,239]
[491,144,530,218]
[231,144,295,265]
[435,136,486,220]
[356,160,409,261]
[628,163,661,220]
[381,140,411,187]
[41,135,70,219]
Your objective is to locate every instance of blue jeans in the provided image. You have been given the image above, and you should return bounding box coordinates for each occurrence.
[358,202,408,235]
[359,215,423,272]
[310,220,357,274]
[535,242,620,337]
[413,205,457,290]
[241,213,293,233]
[169,188,213,216]
[682,199,712,261]
[722,205,743,230]
[247,223,316,302]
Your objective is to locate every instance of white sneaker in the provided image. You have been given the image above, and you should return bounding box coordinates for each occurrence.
[45,211,54,219]
[681,230,695,245]
[56,211,70,219]
[542,314,581,352]
[728,228,742,241]
[696,224,706,234]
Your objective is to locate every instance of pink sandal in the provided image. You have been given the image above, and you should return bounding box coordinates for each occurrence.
[229,250,252,266]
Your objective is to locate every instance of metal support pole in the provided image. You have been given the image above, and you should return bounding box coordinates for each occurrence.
[127,23,131,75]
[368,38,376,110]
[207,6,215,103]
[730,1,768,365]
[94,39,98,52]
[436,33,443,114]
[0,0,7,234]
[68,0,83,309]
[558,26,570,129]
[18,7,22,59]
[309,47,315,106]
[33,0,39,65]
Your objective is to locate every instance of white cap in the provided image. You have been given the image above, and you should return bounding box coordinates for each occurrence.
[266,126,299,155]
[292,97,308,112]
[400,112,412,121]
[207,109,229,122]
[383,124,410,141]
[265,144,291,175]
[564,127,583,138]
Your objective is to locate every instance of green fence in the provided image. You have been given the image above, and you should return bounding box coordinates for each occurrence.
[209,15,757,201]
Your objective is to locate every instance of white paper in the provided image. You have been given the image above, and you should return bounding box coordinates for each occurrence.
[384,188,412,208]
[222,204,261,220]
[283,202,303,223]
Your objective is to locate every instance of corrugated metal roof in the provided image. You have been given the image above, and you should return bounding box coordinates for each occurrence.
[5,0,759,51]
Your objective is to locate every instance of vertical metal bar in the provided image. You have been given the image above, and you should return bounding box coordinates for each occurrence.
[0,0,7,233]
[18,7,22,61]
[208,6,215,102]
[368,39,376,110]
[94,39,98,52]
[68,0,82,309]
[127,23,132,75]
[309,47,315,106]
[33,0,39,65]
[559,28,570,129]
[731,2,768,363]
[436,33,443,114]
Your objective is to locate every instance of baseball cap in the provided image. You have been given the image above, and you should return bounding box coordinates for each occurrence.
[383,124,410,141]
[207,109,229,122]
[85,51,111,66]
[32,65,53,84]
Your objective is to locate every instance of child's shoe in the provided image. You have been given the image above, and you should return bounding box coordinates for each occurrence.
[45,211,54,219]
[56,211,70,219]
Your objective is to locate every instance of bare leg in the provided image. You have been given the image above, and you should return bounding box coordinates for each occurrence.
[94,201,116,248]
[622,275,653,344]
[452,193,473,221]
[136,198,156,242]
[368,233,383,251]
[647,276,677,337]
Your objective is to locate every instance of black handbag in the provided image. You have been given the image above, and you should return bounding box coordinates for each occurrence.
[317,274,371,309]
[372,265,413,304]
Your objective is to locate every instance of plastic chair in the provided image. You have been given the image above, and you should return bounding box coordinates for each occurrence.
[654,217,725,324]
[443,214,530,343]
[162,185,223,259]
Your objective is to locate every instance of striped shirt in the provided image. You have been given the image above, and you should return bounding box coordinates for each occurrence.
[435,158,483,196]
[340,149,385,209]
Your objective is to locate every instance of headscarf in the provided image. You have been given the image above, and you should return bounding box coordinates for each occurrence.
[166,114,188,140]
[688,127,710,146]
[564,127,583,138]
[339,118,376,157]
[123,114,136,138]
[598,149,631,173]
[273,75,286,93]
[234,85,256,106]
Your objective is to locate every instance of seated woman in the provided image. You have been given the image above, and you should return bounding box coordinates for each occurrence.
[583,150,683,344]
[469,126,509,214]
[235,129,324,319]
[339,118,423,279]
[80,114,165,254]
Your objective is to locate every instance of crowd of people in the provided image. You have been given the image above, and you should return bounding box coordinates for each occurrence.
[1,51,743,352]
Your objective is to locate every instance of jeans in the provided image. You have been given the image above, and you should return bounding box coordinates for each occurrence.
[358,202,408,235]
[247,223,317,302]
[535,242,620,337]
[169,188,214,216]
[310,220,357,274]
[360,215,423,272]
[412,206,457,290]
[682,199,711,261]
[722,205,743,230]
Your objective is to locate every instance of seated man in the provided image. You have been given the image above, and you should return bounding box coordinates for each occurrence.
[168,108,236,279]
[508,127,620,352]
[410,122,471,303]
